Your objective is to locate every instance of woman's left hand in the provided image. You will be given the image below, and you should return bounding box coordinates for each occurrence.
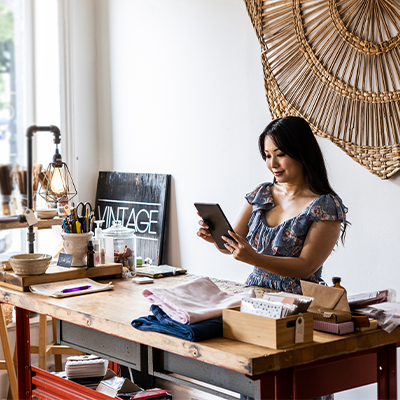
[222,231,257,264]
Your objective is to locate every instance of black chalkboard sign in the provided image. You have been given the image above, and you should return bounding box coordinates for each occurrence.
[94,172,171,265]
[57,253,73,268]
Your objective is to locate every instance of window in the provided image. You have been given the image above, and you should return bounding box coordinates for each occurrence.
[0,0,19,165]
[0,0,61,254]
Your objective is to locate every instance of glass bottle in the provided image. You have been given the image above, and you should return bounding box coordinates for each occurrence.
[87,240,95,267]
[93,238,100,266]
[332,276,345,291]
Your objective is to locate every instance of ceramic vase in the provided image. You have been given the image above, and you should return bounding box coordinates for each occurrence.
[61,232,93,267]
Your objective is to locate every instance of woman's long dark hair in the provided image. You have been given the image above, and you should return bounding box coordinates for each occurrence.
[258,116,349,242]
[259,116,336,195]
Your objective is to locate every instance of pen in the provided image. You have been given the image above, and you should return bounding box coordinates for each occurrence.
[86,209,89,233]
[62,285,91,293]
[76,221,81,233]
[70,207,77,222]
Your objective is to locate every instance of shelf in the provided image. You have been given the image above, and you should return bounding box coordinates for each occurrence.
[0,217,63,231]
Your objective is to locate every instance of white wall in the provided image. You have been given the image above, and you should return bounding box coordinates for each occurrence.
[58,0,99,206]
[69,1,400,399]
[97,0,269,283]
[96,0,400,292]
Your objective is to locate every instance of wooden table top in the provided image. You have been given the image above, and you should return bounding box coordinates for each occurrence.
[1,274,399,376]
[0,217,63,231]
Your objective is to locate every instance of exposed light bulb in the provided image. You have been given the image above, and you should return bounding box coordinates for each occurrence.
[50,167,66,195]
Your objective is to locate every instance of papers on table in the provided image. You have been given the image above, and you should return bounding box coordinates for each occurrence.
[240,292,314,319]
[263,292,314,313]
[30,278,114,298]
[241,297,284,319]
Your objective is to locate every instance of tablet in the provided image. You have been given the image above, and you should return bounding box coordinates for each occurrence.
[194,203,235,250]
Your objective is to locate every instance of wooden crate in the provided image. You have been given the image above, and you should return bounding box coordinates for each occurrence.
[223,307,313,349]
[0,263,123,292]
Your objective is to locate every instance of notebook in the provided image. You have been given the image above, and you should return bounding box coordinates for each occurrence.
[134,264,187,278]
[30,278,114,298]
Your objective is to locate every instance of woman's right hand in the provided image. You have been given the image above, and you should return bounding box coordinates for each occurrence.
[197,218,215,244]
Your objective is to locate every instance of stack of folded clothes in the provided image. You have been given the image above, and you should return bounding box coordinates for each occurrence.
[131,277,255,341]
[65,355,108,380]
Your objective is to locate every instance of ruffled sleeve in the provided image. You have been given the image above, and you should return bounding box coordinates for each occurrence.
[306,194,348,223]
[245,182,274,212]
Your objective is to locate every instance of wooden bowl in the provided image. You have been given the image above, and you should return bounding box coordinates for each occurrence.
[36,209,58,219]
[9,253,52,276]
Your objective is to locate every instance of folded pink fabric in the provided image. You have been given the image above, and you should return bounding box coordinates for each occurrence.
[142,276,255,324]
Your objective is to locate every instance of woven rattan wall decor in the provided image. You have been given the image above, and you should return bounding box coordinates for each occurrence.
[244,0,400,179]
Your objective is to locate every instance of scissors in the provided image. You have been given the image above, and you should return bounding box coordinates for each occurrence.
[76,202,93,232]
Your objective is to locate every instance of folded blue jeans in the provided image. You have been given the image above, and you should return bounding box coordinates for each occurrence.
[131,305,222,341]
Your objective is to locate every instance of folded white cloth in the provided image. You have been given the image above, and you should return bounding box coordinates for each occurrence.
[142,276,255,324]
[65,355,108,379]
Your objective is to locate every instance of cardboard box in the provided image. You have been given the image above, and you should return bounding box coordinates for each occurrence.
[313,320,354,335]
[223,307,313,349]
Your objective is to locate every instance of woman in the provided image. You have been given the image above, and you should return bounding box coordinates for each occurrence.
[197,116,348,293]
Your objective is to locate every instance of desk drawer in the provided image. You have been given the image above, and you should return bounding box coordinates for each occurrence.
[58,321,145,370]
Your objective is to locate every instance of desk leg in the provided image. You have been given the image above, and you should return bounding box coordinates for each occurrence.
[16,307,31,400]
[248,371,276,400]
[377,343,397,400]
[274,368,293,400]
[108,361,120,375]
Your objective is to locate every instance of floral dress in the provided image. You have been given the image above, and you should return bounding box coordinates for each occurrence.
[244,182,348,294]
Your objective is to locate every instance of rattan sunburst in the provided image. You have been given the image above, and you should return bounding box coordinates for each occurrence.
[244,0,400,179]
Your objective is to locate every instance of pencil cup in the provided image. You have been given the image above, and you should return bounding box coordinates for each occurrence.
[61,232,93,267]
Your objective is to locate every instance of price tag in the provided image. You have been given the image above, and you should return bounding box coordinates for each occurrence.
[24,209,38,226]
[57,253,73,268]
[295,313,305,343]
[58,203,71,217]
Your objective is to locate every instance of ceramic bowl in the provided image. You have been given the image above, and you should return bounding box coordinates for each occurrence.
[36,208,58,219]
[9,253,52,276]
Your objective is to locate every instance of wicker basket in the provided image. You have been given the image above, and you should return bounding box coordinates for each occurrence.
[244,0,400,179]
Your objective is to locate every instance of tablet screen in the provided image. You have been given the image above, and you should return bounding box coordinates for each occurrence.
[194,203,235,250]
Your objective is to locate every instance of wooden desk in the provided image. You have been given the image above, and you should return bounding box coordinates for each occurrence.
[0,276,399,399]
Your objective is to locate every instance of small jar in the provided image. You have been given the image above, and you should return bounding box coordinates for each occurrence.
[93,238,100,267]
[103,220,136,270]
[332,276,346,291]
[1,194,11,216]
[100,248,106,265]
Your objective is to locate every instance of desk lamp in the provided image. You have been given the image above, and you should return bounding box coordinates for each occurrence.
[0,125,77,253]
[26,125,77,252]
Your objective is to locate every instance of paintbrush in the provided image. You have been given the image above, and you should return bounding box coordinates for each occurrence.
[0,164,14,215]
